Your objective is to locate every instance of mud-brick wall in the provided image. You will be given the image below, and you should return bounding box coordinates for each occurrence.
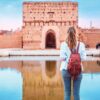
[85,33,100,48]
[0,34,22,48]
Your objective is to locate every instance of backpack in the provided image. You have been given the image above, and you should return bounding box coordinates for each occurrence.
[67,42,81,80]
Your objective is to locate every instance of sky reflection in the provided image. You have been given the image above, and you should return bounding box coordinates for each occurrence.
[0,68,23,100]
[81,73,100,100]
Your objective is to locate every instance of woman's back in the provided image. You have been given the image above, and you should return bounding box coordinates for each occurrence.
[60,27,86,100]
[60,41,86,71]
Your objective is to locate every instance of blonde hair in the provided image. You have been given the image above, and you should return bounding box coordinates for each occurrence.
[66,27,77,49]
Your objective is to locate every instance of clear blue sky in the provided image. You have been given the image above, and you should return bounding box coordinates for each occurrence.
[0,0,100,30]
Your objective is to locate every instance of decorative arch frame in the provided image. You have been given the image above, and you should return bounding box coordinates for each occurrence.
[45,29,56,48]
[41,26,60,49]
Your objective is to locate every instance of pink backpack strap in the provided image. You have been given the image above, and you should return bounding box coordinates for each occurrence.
[76,42,80,53]
[70,42,80,53]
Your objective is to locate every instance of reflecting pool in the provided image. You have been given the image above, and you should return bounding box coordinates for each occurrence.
[0,68,22,100]
[0,57,100,100]
[81,74,100,100]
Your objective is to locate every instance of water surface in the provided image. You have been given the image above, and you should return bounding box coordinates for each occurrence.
[0,57,100,100]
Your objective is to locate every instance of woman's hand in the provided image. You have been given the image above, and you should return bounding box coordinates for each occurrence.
[60,58,66,61]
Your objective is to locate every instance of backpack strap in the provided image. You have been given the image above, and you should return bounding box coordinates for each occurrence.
[70,42,80,53]
[76,42,80,53]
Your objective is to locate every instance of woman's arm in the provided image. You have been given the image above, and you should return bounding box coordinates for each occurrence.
[80,42,86,61]
[60,43,67,61]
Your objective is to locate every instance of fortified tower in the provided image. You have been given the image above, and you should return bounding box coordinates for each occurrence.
[22,1,78,49]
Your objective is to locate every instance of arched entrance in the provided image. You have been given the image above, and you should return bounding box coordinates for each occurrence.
[45,31,56,48]
[96,43,100,49]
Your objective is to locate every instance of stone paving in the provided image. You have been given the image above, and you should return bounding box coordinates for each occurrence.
[0,48,99,57]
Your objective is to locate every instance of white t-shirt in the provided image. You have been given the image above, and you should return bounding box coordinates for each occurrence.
[60,41,86,71]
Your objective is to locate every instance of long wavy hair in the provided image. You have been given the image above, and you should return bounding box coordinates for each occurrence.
[66,27,77,49]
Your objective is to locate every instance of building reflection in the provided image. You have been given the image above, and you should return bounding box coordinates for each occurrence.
[0,60,100,100]
[22,61,63,100]
[82,61,100,73]
[45,61,56,78]
[0,61,23,100]
[97,60,100,66]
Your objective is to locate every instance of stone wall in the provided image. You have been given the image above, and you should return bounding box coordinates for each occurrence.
[22,1,78,49]
[0,1,99,49]
[80,28,100,48]
[0,34,22,48]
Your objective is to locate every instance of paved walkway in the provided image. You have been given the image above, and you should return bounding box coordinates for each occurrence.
[0,56,99,61]
[0,48,99,56]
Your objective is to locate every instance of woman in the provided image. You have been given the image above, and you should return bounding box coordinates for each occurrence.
[60,27,86,100]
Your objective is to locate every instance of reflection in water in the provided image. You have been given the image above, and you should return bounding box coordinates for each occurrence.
[0,68,22,100]
[82,61,100,73]
[23,61,63,100]
[0,60,100,100]
[97,60,100,66]
[46,61,56,78]
[81,74,100,100]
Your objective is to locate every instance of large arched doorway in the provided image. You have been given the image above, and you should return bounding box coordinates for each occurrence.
[45,31,56,48]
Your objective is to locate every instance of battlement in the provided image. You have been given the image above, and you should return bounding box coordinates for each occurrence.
[23,1,78,6]
[80,28,100,34]
[23,1,78,25]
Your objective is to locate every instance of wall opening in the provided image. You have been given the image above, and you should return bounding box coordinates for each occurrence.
[96,43,100,49]
[45,32,56,48]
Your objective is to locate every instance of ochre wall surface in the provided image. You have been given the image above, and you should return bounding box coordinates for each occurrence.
[0,34,22,48]
[0,2,99,49]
